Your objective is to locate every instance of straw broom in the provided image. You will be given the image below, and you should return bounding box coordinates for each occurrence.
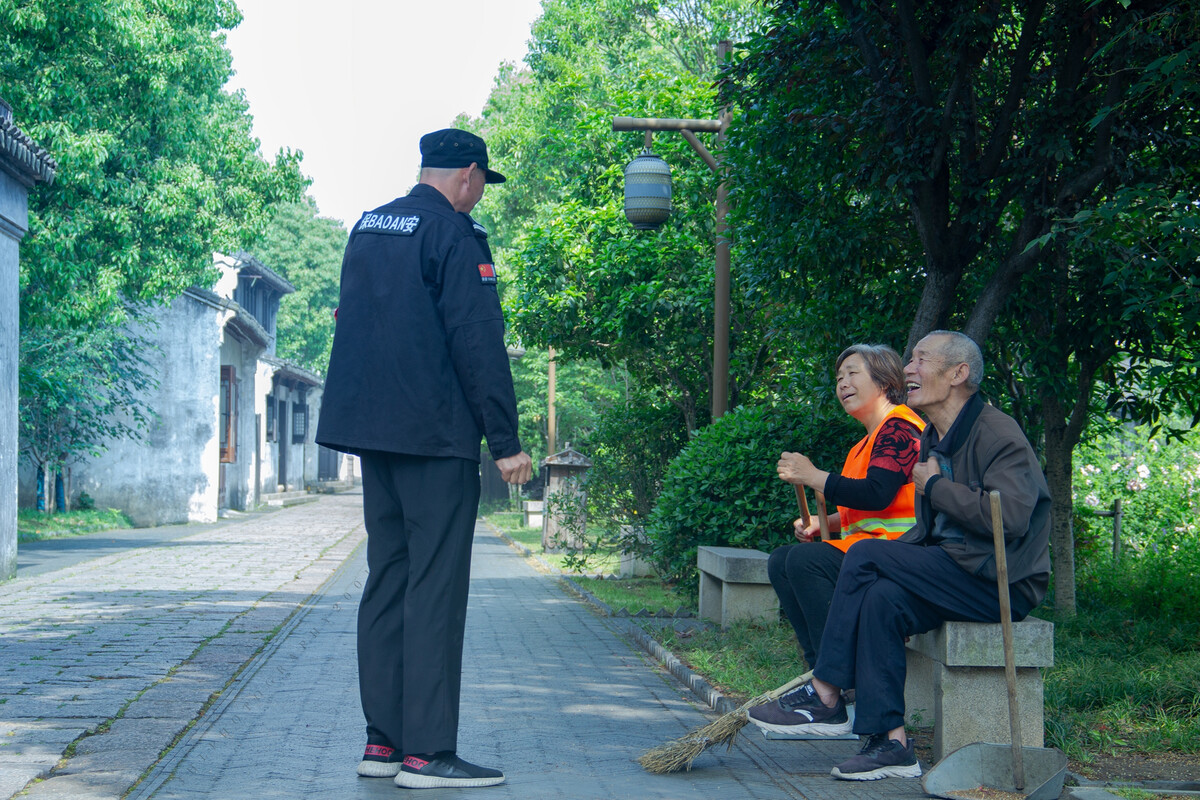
[637,670,814,773]
[639,482,832,773]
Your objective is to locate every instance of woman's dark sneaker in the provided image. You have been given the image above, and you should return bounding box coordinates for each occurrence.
[746,682,852,735]
[357,743,402,777]
[830,733,922,780]
[394,752,505,789]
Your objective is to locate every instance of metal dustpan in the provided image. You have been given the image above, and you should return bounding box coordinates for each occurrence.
[922,742,1067,800]
[922,492,1068,800]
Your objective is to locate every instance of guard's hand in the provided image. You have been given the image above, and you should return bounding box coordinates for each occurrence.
[496,451,533,486]
[777,452,817,486]
[912,459,938,494]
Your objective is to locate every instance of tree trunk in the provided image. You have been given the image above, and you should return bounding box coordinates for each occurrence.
[55,470,67,513]
[36,466,46,513]
[906,258,963,352]
[1041,399,1077,618]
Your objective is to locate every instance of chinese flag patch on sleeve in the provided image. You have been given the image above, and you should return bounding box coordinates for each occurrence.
[478,263,497,285]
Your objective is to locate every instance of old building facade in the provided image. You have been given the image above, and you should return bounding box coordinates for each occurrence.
[18,252,351,526]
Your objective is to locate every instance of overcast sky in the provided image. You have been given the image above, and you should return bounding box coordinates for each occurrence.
[224,0,545,229]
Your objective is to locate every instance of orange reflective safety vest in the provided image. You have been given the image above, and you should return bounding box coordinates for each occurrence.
[828,404,926,554]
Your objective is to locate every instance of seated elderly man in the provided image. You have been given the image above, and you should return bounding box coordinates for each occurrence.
[749,330,1052,782]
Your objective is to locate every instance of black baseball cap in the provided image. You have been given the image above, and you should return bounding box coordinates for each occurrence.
[419,128,506,184]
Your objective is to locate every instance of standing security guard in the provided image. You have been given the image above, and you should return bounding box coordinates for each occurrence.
[316,128,532,790]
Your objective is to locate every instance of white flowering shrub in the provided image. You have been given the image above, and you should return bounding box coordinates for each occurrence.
[1072,422,1200,617]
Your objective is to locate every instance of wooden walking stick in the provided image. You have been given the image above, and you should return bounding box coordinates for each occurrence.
[991,490,1026,790]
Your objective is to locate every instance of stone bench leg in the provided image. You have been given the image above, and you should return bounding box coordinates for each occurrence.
[907,658,1046,759]
[698,569,723,623]
[698,573,779,627]
[905,618,1053,761]
[696,546,778,627]
[714,582,777,626]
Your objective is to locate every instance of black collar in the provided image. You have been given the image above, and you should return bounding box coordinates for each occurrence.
[929,392,984,456]
[408,182,454,210]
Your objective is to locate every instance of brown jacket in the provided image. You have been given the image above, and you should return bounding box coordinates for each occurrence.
[898,394,1052,613]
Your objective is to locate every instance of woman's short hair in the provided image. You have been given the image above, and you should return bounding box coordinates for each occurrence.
[835,344,907,405]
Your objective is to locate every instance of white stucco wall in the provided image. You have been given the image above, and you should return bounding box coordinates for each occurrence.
[254,360,277,496]
[0,169,26,579]
[302,385,323,486]
[59,295,225,526]
[18,292,272,527]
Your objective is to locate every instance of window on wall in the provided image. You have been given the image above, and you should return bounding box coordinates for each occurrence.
[220,365,236,463]
[265,395,276,442]
[292,402,308,444]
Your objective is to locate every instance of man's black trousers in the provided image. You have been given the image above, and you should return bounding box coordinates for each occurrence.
[813,539,1034,735]
[358,450,481,756]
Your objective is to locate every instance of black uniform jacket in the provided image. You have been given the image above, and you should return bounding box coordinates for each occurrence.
[315,184,522,463]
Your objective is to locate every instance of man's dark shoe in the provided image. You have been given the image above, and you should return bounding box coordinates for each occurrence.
[831,733,922,780]
[747,682,852,735]
[357,742,402,777]
[394,752,505,789]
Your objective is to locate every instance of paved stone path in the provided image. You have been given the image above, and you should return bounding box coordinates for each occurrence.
[2,492,931,799]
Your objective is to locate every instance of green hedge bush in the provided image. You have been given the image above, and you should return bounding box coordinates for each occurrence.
[644,401,858,588]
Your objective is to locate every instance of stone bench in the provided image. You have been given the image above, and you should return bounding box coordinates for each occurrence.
[697,546,779,627]
[522,500,543,528]
[904,618,1054,761]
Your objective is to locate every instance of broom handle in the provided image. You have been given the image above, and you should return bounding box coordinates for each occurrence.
[815,491,832,540]
[794,485,811,530]
[991,490,1025,790]
[756,669,815,706]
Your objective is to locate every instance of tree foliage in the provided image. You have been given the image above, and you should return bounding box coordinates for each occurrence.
[3,0,309,488]
[0,0,307,329]
[250,198,346,376]
[508,348,627,468]
[477,0,771,439]
[18,320,157,500]
[723,0,1200,614]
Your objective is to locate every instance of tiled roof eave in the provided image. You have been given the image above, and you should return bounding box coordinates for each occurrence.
[0,116,56,188]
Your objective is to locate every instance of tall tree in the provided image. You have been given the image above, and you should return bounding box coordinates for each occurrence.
[476,0,771,437]
[0,0,306,330]
[251,198,346,376]
[724,0,1200,614]
[2,0,308,484]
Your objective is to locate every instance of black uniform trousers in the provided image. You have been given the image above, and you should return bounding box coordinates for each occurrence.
[766,541,845,668]
[358,450,481,756]
[813,538,1035,735]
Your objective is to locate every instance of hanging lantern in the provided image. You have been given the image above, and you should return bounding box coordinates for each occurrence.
[623,148,672,230]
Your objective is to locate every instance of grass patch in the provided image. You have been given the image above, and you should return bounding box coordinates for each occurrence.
[1041,606,1200,762]
[486,511,525,535]
[650,618,803,702]
[639,601,1199,765]
[18,508,132,541]
[572,576,694,614]
[484,513,619,574]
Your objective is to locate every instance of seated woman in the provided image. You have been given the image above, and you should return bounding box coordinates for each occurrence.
[749,343,923,734]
